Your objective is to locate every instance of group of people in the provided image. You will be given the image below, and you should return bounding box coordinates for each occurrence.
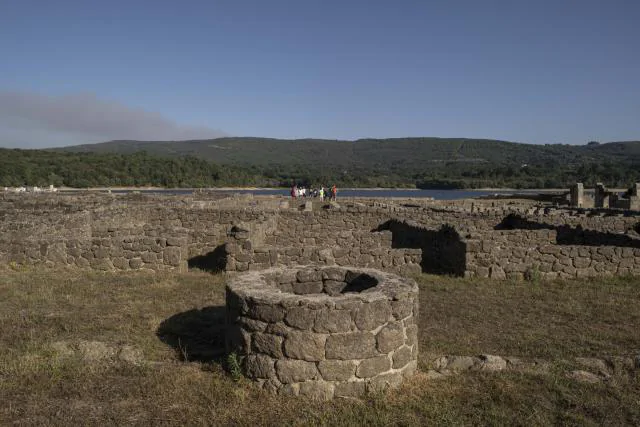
[290,184,337,201]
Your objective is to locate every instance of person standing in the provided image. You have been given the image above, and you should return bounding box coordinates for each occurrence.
[331,184,337,201]
[319,186,325,201]
[291,184,297,199]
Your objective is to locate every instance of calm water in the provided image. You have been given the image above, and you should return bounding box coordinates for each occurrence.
[112,188,544,200]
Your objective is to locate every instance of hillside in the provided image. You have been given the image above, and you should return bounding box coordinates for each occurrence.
[50,137,640,189]
[56,137,640,167]
[1,138,638,189]
[56,137,595,164]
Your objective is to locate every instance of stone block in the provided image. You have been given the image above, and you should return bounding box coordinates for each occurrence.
[401,359,418,378]
[325,332,377,360]
[392,346,413,369]
[297,269,322,283]
[278,383,300,396]
[90,258,114,270]
[318,248,334,262]
[235,253,252,263]
[244,354,275,379]
[355,300,392,331]
[317,360,357,381]
[314,309,352,333]
[275,359,318,383]
[292,281,323,295]
[284,306,316,330]
[284,331,326,361]
[239,317,268,332]
[356,356,391,378]
[479,354,507,371]
[298,381,334,401]
[368,371,403,392]
[334,381,366,398]
[254,252,270,264]
[112,257,129,270]
[573,258,591,268]
[405,324,418,347]
[249,303,285,323]
[376,322,405,353]
[323,280,346,296]
[93,247,109,259]
[251,333,284,358]
[141,251,156,263]
[163,247,182,266]
[333,248,348,259]
[265,322,290,337]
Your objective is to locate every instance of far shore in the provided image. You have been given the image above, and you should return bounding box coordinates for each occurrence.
[8,186,627,194]
[54,186,574,192]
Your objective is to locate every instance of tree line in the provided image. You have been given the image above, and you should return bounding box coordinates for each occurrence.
[1,148,638,189]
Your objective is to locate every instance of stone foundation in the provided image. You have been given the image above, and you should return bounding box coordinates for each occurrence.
[225,266,419,399]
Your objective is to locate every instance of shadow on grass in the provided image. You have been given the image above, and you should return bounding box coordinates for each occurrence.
[156,306,226,362]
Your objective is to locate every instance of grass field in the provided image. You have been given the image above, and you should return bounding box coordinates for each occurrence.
[1,268,639,426]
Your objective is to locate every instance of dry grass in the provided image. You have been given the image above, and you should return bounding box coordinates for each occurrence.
[417,274,640,361]
[0,267,639,426]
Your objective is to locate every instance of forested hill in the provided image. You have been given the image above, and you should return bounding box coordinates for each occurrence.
[55,137,640,167]
[1,137,637,189]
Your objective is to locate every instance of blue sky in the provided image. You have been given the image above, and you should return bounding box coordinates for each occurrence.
[0,0,638,147]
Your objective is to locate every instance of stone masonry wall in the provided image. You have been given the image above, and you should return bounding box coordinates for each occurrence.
[2,193,639,278]
[225,227,422,276]
[0,235,189,271]
[465,230,640,280]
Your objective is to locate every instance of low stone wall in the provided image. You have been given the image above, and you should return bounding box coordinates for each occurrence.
[225,266,419,399]
[225,229,422,276]
[0,236,189,271]
[466,230,640,279]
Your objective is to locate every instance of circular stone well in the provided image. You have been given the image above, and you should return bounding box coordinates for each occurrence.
[225,265,419,400]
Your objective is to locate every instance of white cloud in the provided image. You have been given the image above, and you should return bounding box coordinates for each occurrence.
[0,91,226,148]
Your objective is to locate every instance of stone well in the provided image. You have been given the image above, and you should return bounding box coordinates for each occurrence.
[225,265,419,399]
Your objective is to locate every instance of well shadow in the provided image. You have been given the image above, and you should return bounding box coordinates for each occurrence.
[156,306,226,362]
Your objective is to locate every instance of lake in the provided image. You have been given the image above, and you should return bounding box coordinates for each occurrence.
[111,188,550,200]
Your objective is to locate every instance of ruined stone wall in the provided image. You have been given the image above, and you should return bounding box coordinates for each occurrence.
[2,193,639,279]
[0,235,189,271]
[0,194,280,271]
[465,230,640,280]
[225,228,422,276]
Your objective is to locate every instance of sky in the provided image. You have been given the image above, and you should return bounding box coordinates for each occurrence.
[0,0,638,148]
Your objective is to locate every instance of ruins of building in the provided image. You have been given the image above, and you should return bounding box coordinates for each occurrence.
[570,182,640,210]
[1,192,639,280]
